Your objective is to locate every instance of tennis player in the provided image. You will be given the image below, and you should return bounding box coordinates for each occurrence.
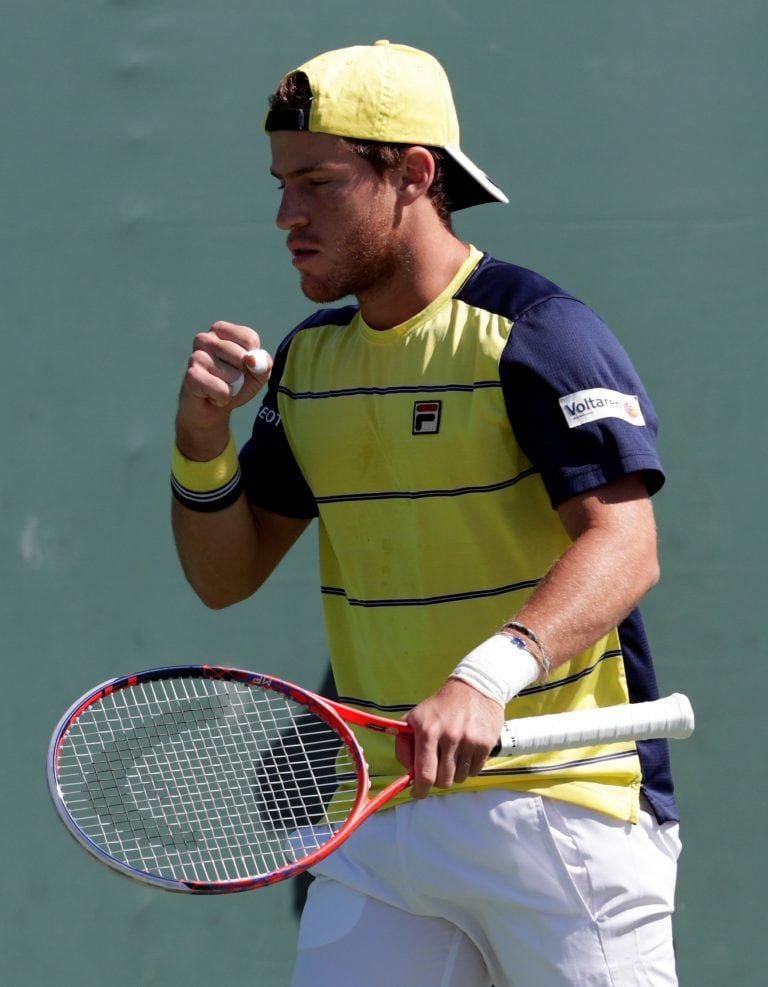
[171,41,681,987]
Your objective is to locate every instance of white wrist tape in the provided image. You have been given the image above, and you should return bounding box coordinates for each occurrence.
[450,634,540,706]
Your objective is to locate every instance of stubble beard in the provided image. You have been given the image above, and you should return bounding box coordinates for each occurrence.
[298,206,402,305]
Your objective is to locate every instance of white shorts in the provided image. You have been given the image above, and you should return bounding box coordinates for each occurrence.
[291,790,681,987]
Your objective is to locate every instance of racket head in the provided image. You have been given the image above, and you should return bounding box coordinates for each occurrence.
[47,665,370,893]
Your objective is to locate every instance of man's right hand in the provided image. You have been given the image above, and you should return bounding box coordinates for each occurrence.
[176,320,273,461]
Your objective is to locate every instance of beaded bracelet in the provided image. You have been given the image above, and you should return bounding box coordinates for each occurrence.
[500,620,552,681]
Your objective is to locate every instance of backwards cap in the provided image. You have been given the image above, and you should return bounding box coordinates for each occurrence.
[264,41,508,212]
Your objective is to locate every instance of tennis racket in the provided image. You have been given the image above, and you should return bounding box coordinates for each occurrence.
[47,664,694,894]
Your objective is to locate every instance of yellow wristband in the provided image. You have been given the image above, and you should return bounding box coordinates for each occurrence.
[171,434,239,492]
[171,434,244,513]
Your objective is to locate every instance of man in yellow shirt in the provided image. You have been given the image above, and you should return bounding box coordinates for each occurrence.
[171,41,680,987]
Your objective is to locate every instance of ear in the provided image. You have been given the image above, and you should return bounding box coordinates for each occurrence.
[397,147,436,204]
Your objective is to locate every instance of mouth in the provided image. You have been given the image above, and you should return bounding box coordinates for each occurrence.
[287,240,320,268]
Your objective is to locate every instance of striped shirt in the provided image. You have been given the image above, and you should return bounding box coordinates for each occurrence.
[241,246,677,824]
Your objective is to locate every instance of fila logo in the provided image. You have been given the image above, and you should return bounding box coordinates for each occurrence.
[412,400,442,434]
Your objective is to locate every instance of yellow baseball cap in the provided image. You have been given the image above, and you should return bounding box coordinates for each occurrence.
[265,41,508,212]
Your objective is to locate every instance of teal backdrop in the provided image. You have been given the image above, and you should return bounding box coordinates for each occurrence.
[2,2,765,984]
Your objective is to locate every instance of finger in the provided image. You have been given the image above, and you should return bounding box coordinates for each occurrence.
[410,738,438,800]
[193,331,254,374]
[451,753,473,786]
[193,326,264,381]
[192,328,271,392]
[394,733,414,772]
[434,743,460,790]
[209,320,262,351]
[452,750,487,785]
[185,351,243,408]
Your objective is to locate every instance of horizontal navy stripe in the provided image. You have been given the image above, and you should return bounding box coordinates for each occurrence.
[337,652,622,713]
[315,468,538,506]
[320,579,541,608]
[336,697,413,714]
[518,649,622,697]
[278,380,500,400]
[321,587,348,598]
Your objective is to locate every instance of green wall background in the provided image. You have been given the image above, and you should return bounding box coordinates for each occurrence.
[2,2,765,983]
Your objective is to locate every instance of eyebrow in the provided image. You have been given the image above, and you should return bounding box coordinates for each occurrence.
[269,162,343,181]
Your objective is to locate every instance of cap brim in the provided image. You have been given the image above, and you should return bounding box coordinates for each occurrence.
[443,145,509,211]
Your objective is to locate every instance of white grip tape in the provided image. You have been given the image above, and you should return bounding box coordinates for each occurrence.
[450,634,540,706]
[493,693,696,757]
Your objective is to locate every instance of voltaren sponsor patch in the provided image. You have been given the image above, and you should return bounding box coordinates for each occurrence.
[559,388,645,428]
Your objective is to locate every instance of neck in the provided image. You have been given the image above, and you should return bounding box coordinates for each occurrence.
[357,228,470,331]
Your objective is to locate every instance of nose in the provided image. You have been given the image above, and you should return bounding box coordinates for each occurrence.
[275,186,308,231]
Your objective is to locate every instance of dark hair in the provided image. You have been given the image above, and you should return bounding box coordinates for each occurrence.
[268,72,453,229]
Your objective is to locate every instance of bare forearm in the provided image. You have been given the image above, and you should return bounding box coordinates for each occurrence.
[172,495,263,608]
[513,477,660,669]
[515,520,658,668]
[172,495,311,609]
[171,320,295,607]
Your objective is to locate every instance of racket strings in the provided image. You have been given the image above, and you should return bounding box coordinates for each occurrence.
[55,676,361,884]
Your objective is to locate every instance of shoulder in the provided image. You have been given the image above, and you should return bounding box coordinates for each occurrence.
[456,253,579,321]
[461,255,633,372]
[458,254,615,349]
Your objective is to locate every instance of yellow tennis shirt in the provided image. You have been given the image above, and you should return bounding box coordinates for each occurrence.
[242,246,677,825]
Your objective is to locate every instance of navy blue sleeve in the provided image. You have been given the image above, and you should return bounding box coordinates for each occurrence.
[500,296,665,508]
[239,330,318,520]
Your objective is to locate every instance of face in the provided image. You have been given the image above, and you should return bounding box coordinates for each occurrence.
[270,131,402,303]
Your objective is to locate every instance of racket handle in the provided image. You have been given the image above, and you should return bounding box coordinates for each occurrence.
[492,694,695,757]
